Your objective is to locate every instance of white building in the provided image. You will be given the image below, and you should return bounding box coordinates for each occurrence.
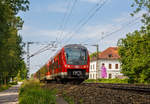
[89,47,123,79]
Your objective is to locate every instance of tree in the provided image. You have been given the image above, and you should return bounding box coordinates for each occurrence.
[118,25,150,83]
[131,0,150,25]
[0,0,29,85]
[17,61,28,81]
[90,52,101,59]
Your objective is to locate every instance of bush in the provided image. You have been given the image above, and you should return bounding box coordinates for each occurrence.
[0,85,10,92]
[9,81,18,85]
[19,80,56,104]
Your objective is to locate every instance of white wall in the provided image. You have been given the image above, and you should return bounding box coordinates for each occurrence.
[89,61,97,79]
[89,59,122,79]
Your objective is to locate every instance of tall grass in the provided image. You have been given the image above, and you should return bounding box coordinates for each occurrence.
[19,80,56,104]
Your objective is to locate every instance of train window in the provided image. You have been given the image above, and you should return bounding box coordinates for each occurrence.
[65,47,88,65]
[56,61,58,68]
[54,62,56,69]
[52,64,53,69]
[59,55,61,60]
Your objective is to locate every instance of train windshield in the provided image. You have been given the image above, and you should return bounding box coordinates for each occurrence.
[65,48,88,65]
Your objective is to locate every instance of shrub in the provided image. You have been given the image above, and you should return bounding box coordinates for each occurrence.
[0,85,10,92]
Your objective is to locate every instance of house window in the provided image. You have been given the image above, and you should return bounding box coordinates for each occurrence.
[109,64,112,69]
[109,74,112,79]
[115,64,118,69]
[93,64,95,70]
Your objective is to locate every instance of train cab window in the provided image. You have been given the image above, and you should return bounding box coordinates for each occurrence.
[65,47,88,65]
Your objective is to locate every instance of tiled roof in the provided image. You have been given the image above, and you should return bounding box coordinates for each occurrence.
[99,47,120,59]
[90,47,120,61]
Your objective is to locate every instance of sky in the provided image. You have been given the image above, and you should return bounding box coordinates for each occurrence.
[18,0,144,75]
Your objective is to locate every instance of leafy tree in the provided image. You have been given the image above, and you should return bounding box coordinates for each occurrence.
[17,61,28,81]
[118,25,150,83]
[0,0,29,85]
[90,52,101,59]
[131,0,150,25]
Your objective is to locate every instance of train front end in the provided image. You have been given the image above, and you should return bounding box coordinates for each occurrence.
[63,44,89,82]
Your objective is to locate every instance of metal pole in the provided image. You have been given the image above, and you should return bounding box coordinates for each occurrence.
[27,42,30,78]
[96,44,99,82]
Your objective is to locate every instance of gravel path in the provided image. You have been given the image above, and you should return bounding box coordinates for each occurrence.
[0,83,21,104]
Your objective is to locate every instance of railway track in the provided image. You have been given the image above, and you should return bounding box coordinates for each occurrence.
[82,83,150,93]
[45,83,150,104]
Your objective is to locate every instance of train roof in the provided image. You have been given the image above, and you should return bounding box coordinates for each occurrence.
[64,44,87,49]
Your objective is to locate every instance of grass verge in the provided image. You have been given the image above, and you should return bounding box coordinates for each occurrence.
[19,80,57,104]
[62,92,74,104]
[84,78,129,83]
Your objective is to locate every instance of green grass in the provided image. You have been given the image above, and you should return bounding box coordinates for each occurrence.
[62,92,74,104]
[19,80,57,104]
[0,85,11,92]
[84,78,129,84]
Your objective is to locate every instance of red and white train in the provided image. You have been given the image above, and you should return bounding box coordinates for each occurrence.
[34,44,90,83]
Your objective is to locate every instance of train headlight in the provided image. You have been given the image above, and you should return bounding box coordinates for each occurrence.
[68,65,70,68]
[65,65,67,67]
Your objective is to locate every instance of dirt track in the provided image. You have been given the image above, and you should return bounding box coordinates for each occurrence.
[0,83,21,104]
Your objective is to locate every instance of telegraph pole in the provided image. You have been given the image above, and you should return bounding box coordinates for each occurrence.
[91,44,99,82]
[96,44,99,82]
[26,42,33,78]
[26,41,57,78]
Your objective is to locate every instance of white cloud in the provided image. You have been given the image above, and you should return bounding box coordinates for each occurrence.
[113,10,146,23]
[19,25,70,43]
[81,0,111,4]
[63,12,143,47]
[81,0,100,3]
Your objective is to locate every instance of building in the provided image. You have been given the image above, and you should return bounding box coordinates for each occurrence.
[89,47,123,79]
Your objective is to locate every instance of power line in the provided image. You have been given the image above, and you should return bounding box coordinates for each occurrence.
[56,0,78,44]
[55,0,72,42]
[60,0,109,46]
[57,0,104,45]
[80,16,141,44]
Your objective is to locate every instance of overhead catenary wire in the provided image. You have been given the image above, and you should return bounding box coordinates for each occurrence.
[56,0,78,44]
[55,0,72,42]
[58,0,104,45]
[29,42,56,58]
[31,0,77,58]
[59,0,109,46]
[79,16,142,45]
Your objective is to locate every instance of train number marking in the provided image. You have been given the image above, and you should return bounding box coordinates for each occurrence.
[72,71,82,76]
